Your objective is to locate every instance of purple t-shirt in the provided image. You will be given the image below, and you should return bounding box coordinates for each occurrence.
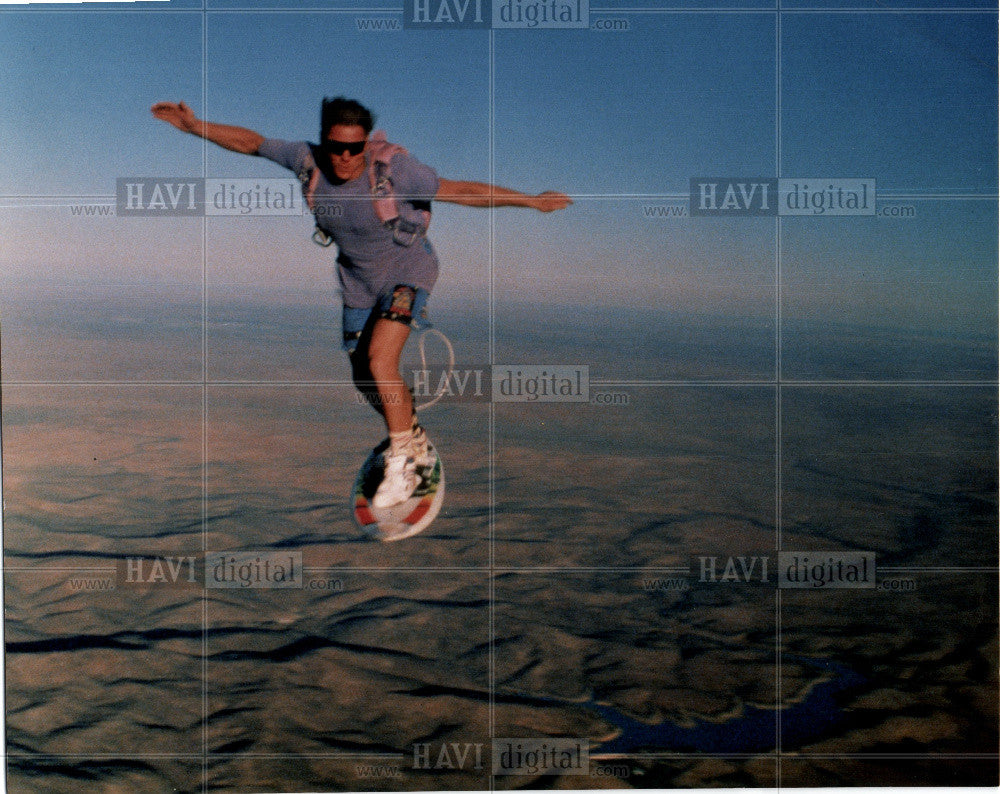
[257,138,440,308]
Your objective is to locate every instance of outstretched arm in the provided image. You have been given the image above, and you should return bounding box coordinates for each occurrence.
[436,178,571,212]
[150,101,264,156]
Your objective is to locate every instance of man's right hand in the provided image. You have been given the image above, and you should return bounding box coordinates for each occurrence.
[151,101,198,134]
[149,102,264,154]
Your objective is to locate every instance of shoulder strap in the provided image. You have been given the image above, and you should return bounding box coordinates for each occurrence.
[367,131,432,234]
[367,130,409,225]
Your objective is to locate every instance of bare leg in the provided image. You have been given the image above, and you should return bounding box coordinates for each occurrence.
[350,312,413,425]
[349,348,385,420]
[365,318,413,435]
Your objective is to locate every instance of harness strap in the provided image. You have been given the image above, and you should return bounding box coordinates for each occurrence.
[303,162,334,246]
[305,165,322,212]
[367,132,411,226]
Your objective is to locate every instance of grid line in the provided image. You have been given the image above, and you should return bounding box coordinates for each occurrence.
[5,379,997,386]
[4,5,995,11]
[6,564,997,573]
[200,3,210,790]
[774,1,784,782]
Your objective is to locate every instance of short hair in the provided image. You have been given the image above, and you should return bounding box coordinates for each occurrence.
[321,97,375,138]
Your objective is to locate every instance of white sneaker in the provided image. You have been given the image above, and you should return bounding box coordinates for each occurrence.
[372,449,419,508]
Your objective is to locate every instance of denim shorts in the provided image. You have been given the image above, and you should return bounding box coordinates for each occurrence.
[342,284,432,353]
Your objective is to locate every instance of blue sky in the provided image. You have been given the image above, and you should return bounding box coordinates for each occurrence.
[0,4,995,333]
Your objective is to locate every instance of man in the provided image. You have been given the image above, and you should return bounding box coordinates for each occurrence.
[151,97,571,508]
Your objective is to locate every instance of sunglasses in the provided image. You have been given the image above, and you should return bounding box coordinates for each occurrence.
[322,138,366,156]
